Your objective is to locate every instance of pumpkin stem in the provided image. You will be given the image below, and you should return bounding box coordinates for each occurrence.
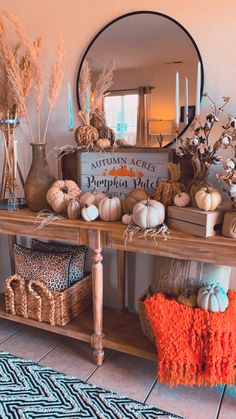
[205,185,212,194]
[61,186,68,194]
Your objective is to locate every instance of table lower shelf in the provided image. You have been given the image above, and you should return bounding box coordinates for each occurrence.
[0,294,156,361]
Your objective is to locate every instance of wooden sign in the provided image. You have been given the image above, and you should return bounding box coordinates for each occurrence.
[77,148,172,197]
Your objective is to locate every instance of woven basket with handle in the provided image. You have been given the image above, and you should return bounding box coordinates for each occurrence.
[5,274,92,326]
[138,287,155,345]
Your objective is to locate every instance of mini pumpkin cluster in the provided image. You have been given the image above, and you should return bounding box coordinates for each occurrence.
[74,124,115,150]
[177,282,229,313]
[46,181,125,223]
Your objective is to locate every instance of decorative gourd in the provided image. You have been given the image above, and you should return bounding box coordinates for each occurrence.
[80,191,96,207]
[155,163,185,206]
[174,192,190,207]
[81,204,99,221]
[177,289,197,308]
[133,199,165,229]
[122,188,149,214]
[97,126,116,144]
[99,196,122,221]
[67,199,81,220]
[122,214,133,225]
[46,180,82,213]
[94,192,106,207]
[195,186,222,211]
[197,283,229,312]
[96,138,111,149]
[74,125,99,147]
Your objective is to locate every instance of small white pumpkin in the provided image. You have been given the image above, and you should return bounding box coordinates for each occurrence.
[80,191,96,207]
[197,283,229,312]
[96,138,111,149]
[133,199,165,229]
[122,214,133,225]
[195,187,222,211]
[174,192,190,207]
[46,180,82,213]
[81,204,99,221]
[99,196,122,221]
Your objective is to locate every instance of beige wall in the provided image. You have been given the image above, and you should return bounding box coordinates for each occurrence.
[0,0,235,300]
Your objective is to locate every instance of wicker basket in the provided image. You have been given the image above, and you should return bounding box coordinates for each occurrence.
[138,287,155,345]
[5,273,92,326]
[5,275,27,318]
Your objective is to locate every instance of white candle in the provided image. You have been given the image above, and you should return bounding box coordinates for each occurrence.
[175,71,180,126]
[13,137,17,181]
[184,77,189,125]
[195,61,201,117]
[85,87,90,113]
[68,82,73,130]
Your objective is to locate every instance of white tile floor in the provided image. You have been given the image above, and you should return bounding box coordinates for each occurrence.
[0,318,235,419]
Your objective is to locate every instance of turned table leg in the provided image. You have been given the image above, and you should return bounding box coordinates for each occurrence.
[117,249,127,312]
[91,244,104,366]
[8,235,16,274]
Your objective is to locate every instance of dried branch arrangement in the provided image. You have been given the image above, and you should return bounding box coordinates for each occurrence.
[176,94,236,204]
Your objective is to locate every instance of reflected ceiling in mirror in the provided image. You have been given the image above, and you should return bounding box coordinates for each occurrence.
[77,11,204,148]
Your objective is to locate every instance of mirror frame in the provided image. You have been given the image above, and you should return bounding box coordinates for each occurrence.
[76,10,204,147]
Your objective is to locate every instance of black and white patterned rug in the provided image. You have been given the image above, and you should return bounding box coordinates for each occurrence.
[0,352,183,418]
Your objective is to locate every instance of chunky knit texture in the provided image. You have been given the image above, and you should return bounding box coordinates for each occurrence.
[144,291,236,387]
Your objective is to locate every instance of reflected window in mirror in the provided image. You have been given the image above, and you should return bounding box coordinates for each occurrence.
[104,91,138,146]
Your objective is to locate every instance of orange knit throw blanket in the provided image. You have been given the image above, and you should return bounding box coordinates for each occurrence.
[145,291,236,387]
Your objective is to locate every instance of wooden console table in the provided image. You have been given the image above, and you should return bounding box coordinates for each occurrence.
[0,208,235,365]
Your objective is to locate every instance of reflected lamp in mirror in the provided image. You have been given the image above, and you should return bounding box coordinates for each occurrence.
[148,119,173,147]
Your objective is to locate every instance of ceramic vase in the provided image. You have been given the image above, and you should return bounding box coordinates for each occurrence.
[24,143,55,212]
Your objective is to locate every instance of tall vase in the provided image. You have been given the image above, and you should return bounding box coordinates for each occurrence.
[24,143,56,212]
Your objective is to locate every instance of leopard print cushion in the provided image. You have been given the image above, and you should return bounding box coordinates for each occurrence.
[31,239,87,286]
[13,244,72,292]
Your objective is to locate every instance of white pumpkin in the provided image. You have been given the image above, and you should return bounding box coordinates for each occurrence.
[81,204,99,221]
[197,283,229,312]
[174,192,190,207]
[133,199,165,229]
[80,191,96,207]
[96,138,111,149]
[94,192,106,207]
[195,187,222,211]
[46,180,82,213]
[99,196,122,221]
[122,214,133,225]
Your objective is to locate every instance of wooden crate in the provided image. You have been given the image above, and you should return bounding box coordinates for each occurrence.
[167,206,225,238]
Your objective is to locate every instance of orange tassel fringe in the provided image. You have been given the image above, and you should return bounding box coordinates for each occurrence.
[144,291,236,387]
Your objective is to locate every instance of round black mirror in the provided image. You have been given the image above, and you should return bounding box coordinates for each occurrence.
[76,11,204,147]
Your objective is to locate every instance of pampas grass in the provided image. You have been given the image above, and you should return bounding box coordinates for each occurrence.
[78,59,91,125]
[0,9,66,143]
[43,35,66,142]
[78,58,115,126]
[91,60,115,114]
[0,16,35,141]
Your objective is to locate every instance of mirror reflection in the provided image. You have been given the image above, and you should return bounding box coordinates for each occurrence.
[77,12,203,148]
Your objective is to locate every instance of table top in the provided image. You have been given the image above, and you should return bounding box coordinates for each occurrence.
[0,208,235,266]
